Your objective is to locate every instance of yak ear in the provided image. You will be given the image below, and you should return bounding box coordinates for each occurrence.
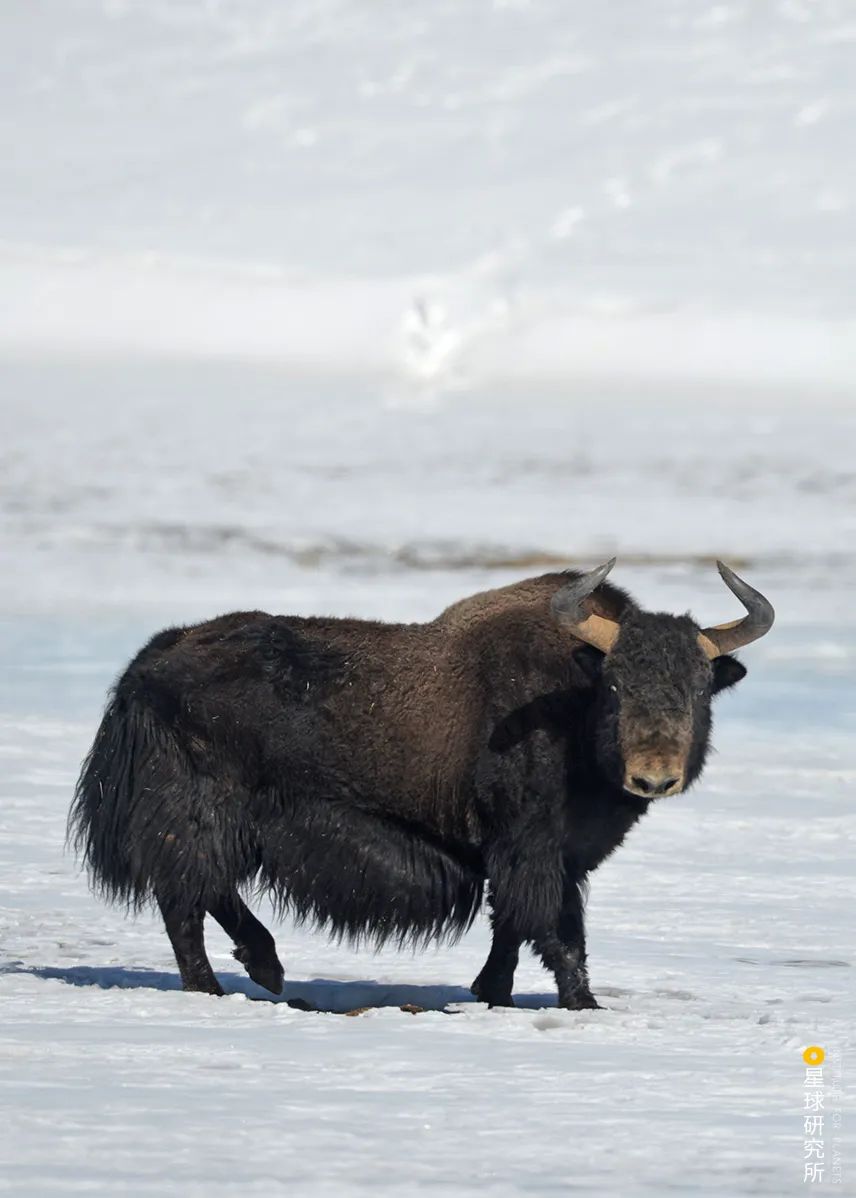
[572,643,605,685]
[712,655,747,694]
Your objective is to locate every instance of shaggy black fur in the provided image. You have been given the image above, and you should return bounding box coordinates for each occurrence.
[70,571,748,1007]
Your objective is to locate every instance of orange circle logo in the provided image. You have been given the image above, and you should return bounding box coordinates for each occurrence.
[803,1046,825,1066]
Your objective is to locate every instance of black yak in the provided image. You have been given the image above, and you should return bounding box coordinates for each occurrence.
[70,560,773,1009]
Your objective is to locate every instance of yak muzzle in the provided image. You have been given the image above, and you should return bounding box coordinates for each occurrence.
[623,762,685,798]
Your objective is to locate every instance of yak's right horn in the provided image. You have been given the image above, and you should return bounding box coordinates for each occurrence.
[551,558,621,654]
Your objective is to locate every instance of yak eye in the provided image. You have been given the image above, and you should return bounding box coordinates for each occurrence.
[609,684,618,693]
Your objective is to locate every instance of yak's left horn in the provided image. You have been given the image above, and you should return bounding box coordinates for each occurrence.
[698,561,775,658]
[552,558,621,654]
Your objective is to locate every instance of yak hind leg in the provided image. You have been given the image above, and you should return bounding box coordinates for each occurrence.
[157,896,224,996]
[208,892,284,996]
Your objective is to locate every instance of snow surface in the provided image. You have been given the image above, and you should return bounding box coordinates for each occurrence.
[1,2,855,1195]
[1,371,854,1197]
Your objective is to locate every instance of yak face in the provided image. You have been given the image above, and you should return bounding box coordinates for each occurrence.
[552,558,772,801]
[584,612,746,798]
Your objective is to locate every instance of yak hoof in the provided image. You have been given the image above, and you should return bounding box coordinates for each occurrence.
[470,975,515,1008]
[559,991,601,1011]
[182,978,225,997]
[250,963,285,996]
[233,946,285,995]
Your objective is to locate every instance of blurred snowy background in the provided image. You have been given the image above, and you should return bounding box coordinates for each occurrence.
[1,3,854,1196]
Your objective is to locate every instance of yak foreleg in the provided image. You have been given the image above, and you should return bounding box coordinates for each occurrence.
[484,836,598,1009]
[534,875,599,1011]
[470,890,520,1007]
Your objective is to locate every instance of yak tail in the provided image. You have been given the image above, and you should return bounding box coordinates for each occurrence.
[68,686,173,909]
[70,666,259,913]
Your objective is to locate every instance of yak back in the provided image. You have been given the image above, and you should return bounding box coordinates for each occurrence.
[125,572,632,842]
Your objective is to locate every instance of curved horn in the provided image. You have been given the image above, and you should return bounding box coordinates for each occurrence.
[551,558,620,653]
[698,561,775,658]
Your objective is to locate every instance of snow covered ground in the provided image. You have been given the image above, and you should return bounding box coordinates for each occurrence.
[1,372,853,1196]
[2,2,855,1195]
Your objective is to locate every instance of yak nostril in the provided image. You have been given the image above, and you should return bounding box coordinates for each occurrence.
[629,774,681,796]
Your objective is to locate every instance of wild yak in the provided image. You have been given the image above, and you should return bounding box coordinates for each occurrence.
[70,559,773,1009]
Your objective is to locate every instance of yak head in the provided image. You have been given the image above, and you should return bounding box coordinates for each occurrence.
[552,559,774,799]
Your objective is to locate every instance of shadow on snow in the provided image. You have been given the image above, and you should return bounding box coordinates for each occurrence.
[0,961,561,1012]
